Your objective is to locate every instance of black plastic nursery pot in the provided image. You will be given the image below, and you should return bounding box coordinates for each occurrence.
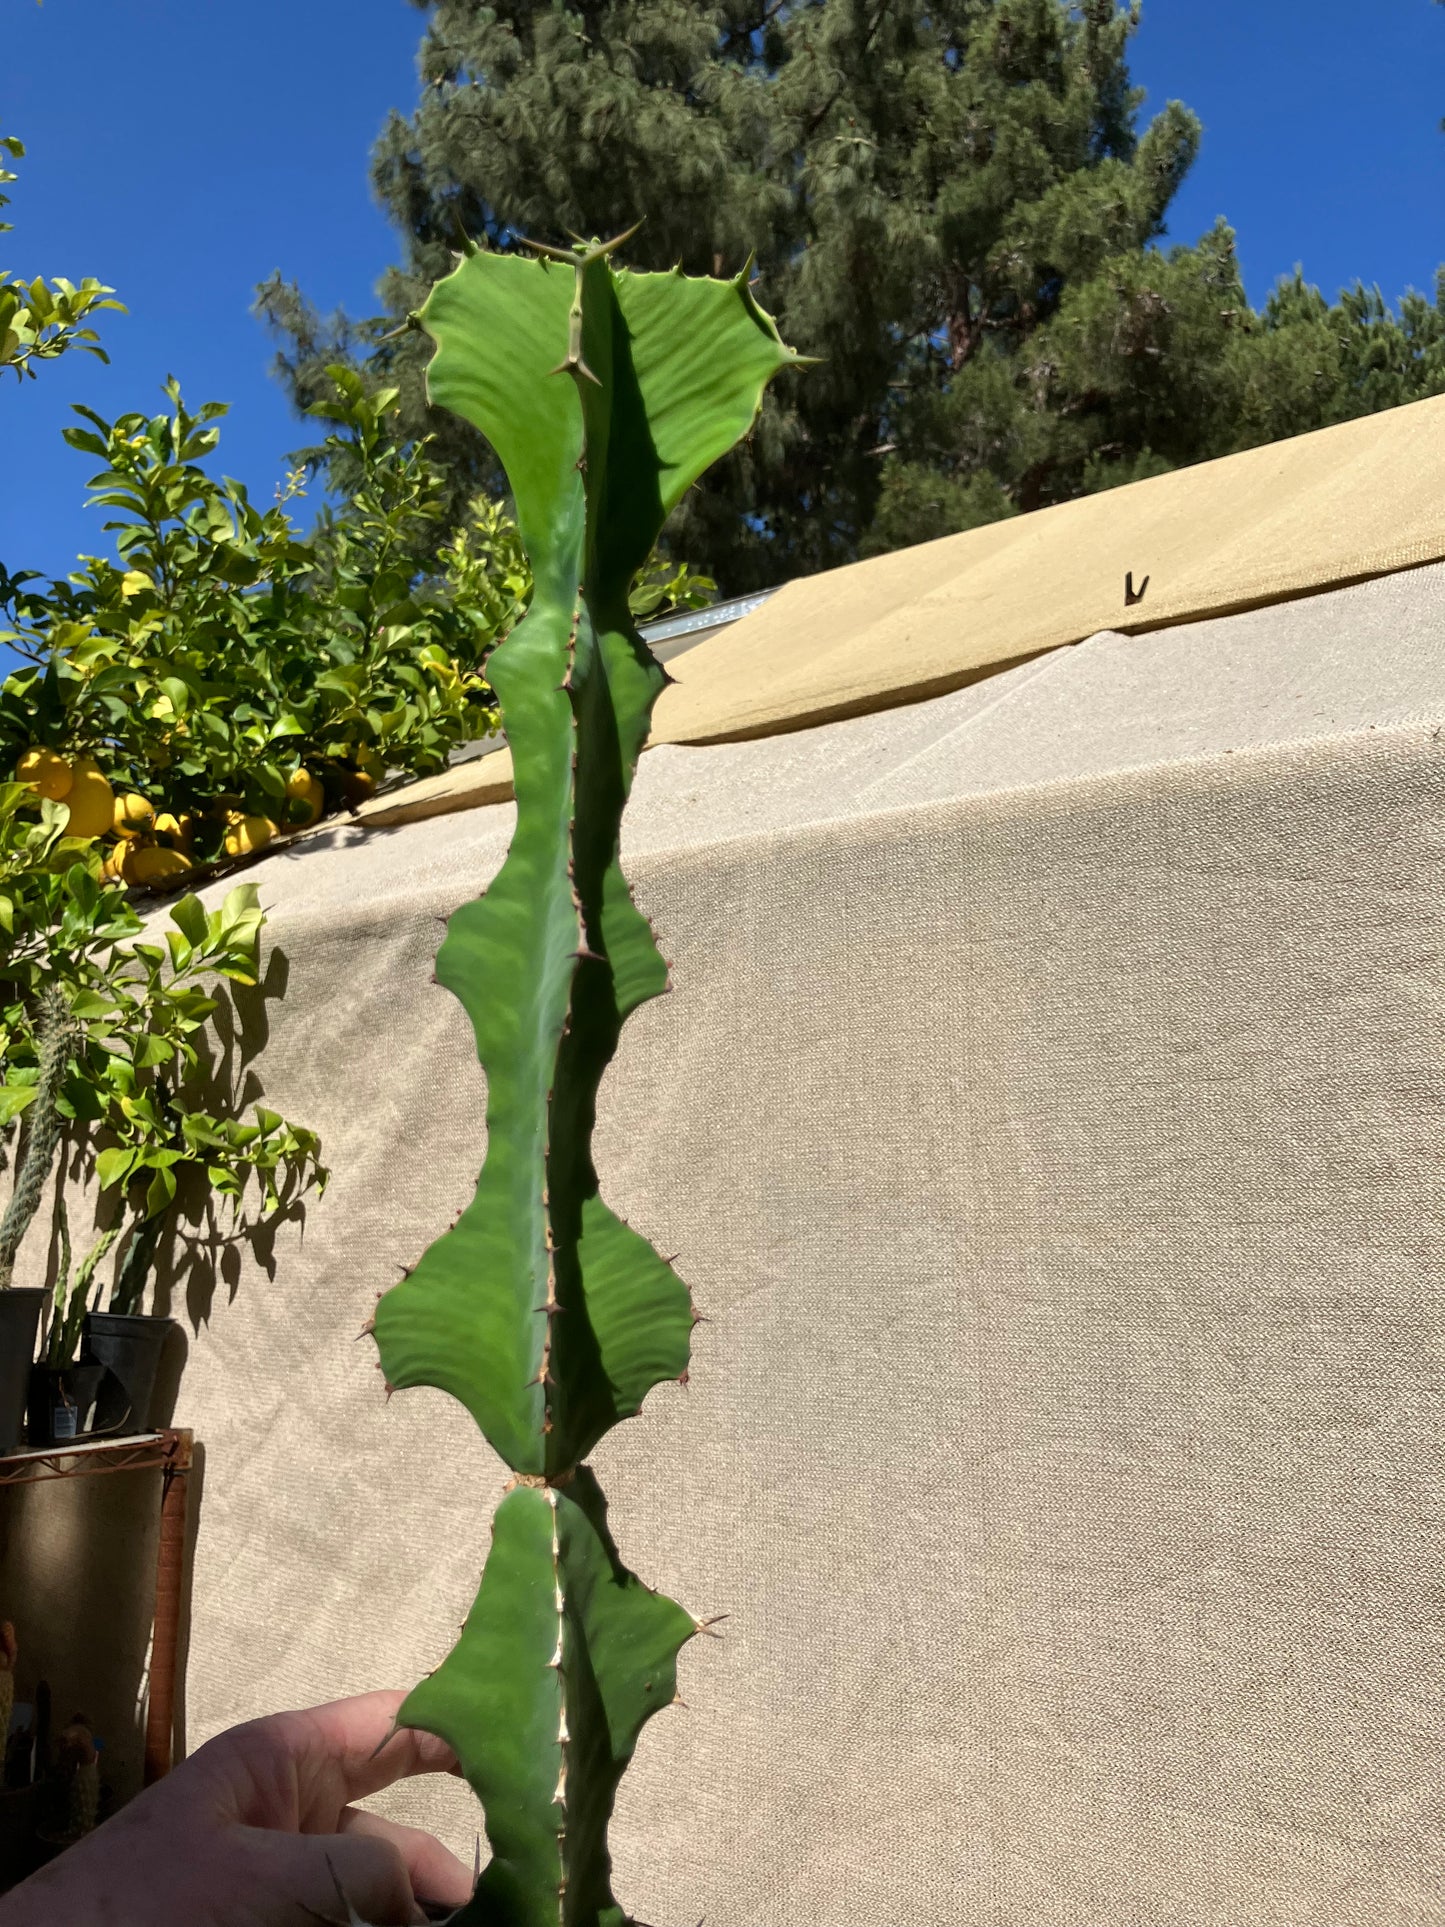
[83,1313,177,1436]
[26,1361,105,1449]
[0,1290,45,1456]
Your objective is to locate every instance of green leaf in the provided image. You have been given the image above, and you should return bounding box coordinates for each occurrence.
[68,991,115,1020]
[95,1145,135,1190]
[65,862,100,916]
[218,882,260,934]
[145,1165,177,1215]
[0,1084,38,1126]
[169,893,208,947]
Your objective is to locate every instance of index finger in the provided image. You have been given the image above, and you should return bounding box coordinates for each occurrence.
[202,1691,464,1831]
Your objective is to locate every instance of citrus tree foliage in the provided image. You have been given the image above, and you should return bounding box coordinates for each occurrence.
[0,370,713,870]
[0,374,502,857]
[0,130,122,385]
[0,787,325,1349]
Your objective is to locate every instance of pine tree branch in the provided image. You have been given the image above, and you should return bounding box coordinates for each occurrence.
[719,0,790,56]
[801,2,893,140]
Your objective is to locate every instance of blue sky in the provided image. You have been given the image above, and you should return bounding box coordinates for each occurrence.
[3,0,1442,585]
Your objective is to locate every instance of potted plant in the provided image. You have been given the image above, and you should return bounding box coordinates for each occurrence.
[67,883,325,1436]
[0,781,111,1454]
[0,859,322,1442]
[344,237,800,1923]
[26,1193,112,1446]
[86,1080,325,1435]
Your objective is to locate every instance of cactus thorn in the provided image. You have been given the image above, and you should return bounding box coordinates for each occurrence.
[367,1722,402,1764]
[300,1858,368,1926]
[695,1613,729,1638]
[520,221,643,265]
[550,348,601,386]
[676,1369,690,1388]
[354,1317,375,1341]
[375,310,424,345]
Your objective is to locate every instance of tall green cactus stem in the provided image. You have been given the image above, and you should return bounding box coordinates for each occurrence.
[0,989,72,1290]
[370,238,798,1927]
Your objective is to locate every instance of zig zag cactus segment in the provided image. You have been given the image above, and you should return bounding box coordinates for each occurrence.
[369,239,798,1926]
[400,1473,696,1927]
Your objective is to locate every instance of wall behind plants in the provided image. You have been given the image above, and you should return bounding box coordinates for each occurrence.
[108,568,1445,1922]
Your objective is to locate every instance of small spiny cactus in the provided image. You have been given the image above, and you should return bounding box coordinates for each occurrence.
[0,988,73,1291]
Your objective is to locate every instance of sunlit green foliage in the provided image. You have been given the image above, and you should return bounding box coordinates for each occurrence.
[0,129,122,384]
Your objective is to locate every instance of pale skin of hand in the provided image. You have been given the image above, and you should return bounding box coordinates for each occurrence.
[0,1689,474,1927]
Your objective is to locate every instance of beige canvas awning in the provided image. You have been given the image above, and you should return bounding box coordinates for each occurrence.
[361,390,1445,824]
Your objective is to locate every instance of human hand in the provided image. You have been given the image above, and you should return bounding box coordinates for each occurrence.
[0,1688,473,1926]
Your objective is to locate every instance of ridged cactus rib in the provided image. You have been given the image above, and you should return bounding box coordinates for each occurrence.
[369,239,797,1927]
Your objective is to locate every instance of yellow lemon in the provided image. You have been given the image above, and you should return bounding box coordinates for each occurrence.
[15,747,73,802]
[338,769,376,810]
[222,813,275,859]
[354,745,385,781]
[153,810,195,850]
[113,793,156,838]
[61,758,116,839]
[285,769,324,827]
[126,845,194,889]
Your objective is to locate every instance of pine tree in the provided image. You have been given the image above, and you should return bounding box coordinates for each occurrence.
[260,1,1443,592]
[262,1,1210,588]
[1217,270,1445,456]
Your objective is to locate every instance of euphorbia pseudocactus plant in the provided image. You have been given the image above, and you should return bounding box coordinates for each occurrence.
[357,233,800,1926]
